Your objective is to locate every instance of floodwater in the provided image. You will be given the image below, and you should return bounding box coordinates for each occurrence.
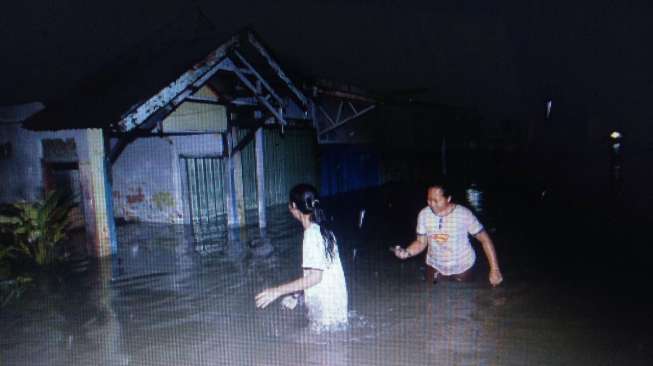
[2,185,652,366]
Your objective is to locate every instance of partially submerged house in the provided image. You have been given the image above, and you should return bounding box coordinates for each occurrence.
[0,30,379,257]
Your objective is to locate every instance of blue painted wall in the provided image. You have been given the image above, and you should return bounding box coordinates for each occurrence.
[319,144,382,196]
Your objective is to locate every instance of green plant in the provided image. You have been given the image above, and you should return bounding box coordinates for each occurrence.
[1,213,18,278]
[0,276,32,307]
[0,191,76,267]
[0,243,13,261]
[0,244,13,279]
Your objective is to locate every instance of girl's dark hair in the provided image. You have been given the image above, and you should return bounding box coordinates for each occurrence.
[289,183,337,262]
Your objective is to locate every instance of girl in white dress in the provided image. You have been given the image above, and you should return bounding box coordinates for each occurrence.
[255,184,348,330]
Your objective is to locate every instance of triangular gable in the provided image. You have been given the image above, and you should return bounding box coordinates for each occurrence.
[117,30,310,133]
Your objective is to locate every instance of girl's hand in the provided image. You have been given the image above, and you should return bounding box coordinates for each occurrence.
[255,288,283,309]
[489,268,503,287]
[280,295,298,310]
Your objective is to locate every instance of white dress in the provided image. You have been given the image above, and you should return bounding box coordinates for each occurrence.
[302,223,348,330]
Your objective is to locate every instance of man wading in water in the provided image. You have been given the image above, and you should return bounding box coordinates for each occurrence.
[392,184,503,286]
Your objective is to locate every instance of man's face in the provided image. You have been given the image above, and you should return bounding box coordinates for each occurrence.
[427,187,451,214]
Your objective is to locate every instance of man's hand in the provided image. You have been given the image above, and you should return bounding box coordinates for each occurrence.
[489,268,503,287]
[255,287,283,309]
[391,245,410,260]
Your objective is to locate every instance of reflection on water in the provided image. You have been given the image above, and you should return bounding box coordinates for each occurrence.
[1,192,653,365]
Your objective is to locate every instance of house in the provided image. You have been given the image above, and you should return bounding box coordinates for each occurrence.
[0,30,379,258]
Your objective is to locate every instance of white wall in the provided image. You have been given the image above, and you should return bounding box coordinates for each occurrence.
[0,124,84,203]
[1,87,227,224]
[110,134,223,224]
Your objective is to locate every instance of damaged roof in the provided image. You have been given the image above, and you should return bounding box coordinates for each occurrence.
[23,29,307,132]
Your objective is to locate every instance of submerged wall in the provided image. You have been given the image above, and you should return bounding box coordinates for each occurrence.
[111,134,224,224]
[1,95,319,227]
[261,128,318,207]
[110,86,228,224]
[0,125,117,256]
[111,127,319,224]
[0,124,85,203]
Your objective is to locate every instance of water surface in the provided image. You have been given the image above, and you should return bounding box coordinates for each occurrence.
[1,188,652,365]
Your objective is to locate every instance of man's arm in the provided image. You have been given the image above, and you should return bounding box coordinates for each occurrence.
[395,235,427,259]
[474,230,503,286]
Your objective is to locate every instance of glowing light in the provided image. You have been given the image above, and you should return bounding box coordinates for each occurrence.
[610,131,622,139]
[545,100,552,119]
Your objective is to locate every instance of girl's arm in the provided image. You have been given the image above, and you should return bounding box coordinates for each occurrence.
[255,269,323,309]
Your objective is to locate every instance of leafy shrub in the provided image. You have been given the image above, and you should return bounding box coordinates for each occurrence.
[0,191,76,267]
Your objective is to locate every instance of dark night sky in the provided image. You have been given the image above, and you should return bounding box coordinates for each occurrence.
[1,0,652,142]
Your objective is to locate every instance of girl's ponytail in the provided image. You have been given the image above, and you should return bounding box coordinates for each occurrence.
[290,184,337,262]
[311,199,336,262]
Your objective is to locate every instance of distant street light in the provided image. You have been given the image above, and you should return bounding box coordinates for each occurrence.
[545,100,553,120]
[608,131,623,196]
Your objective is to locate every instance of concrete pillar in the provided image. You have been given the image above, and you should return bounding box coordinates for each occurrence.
[78,129,117,257]
[225,133,236,226]
[226,127,246,227]
[255,127,267,228]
